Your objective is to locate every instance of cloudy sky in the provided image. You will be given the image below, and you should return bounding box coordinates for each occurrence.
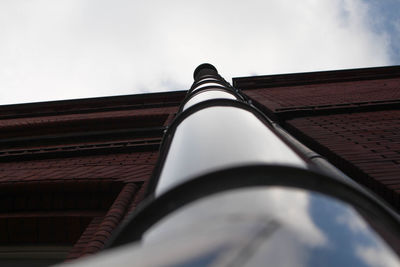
[0,0,399,105]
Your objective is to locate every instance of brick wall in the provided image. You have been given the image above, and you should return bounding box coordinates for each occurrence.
[243,77,400,112]
[235,66,400,211]
[286,110,400,207]
[0,92,183,263]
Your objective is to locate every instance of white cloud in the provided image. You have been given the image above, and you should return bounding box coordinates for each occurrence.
[0,0,393,104]
[336,205,400,267]
[336,207,368,233]
[256,187,327,246]
[356,244,399,267]
[145,187,327,249]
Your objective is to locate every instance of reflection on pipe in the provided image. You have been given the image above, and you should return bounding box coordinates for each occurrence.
[67,187,400,267]
[155,64,307,196]
[156,106,307,195]
[182,90,237,111]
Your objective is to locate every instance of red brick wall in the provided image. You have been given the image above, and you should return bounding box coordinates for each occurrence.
[244,77,400,112]
[286,110,400,207]
[236,66,400,211]
[0,92,183,261]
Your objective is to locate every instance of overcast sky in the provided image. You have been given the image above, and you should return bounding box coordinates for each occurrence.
[0,0,399,105]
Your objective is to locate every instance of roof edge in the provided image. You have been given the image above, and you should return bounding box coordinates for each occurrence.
[0,90,185,119]
[233,65,400,89]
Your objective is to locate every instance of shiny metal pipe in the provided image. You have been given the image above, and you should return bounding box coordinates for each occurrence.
[155,64,307,196]
[76,64,400,267]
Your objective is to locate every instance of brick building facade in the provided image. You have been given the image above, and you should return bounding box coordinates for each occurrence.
[0,65,399,264]
[0,92,183,265]
[234,65,400,210]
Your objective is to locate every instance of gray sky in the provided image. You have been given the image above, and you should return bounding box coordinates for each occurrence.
[0,0,399,105]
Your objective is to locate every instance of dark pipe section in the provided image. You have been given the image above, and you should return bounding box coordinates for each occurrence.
[193,63,219,80]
